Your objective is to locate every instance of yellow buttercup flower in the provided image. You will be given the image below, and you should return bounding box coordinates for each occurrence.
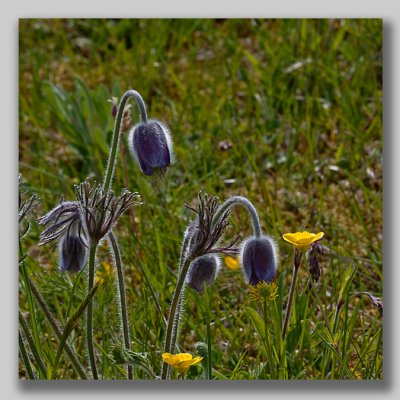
[282,231,324,252]
[162,353,203,374]
[224,256,240,271]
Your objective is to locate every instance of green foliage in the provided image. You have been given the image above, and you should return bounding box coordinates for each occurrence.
[19,18,382,380]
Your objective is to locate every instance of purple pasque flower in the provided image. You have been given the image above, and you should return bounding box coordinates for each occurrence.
[240,235,278,285]
[38,201,87,272]
[185,254,221,293]
[128,120,173,176]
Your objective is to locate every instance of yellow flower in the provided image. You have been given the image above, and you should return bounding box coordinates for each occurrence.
[162,353,203,374]
[95,261,114,284]
[282,231,324,252]
[224,256,240,271]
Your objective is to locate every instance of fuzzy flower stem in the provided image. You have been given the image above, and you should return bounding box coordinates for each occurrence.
[28,277,87,379]
[108,230,133,380]
[103,90,148,192]
[161,256,194,380]
[169,233,191,356]
[282,250,302,341]
[213,196,262,238]
[86,244,99,379]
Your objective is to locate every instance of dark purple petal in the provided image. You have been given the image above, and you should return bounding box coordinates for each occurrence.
[59,235,87,273]
[131,121,171,176]
[241,236,277,285]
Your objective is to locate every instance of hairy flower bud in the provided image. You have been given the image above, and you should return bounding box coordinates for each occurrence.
[59,223,87,272]
[240,235,278,285]
[128,120,173,176]
[185,254,221,292]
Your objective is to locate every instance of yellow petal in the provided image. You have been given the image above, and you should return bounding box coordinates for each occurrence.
[313,232,324,241]
[225,256,240,270]
[283,231,324,252]
[177,356,203,373]
[174,353,193,362]
[282,233,298,244]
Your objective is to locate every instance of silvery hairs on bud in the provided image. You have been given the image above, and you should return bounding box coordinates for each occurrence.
[185,254,221,293]
[38,180,140,272]
[128,120,173,176]
[74,180,140,245]
[183,193,231,259]
[38,201,87,272]
[240,235,279,285]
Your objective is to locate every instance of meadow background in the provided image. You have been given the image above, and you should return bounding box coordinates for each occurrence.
[18,19,382,380]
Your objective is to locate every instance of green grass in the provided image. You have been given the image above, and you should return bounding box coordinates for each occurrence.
[18,18,382,380]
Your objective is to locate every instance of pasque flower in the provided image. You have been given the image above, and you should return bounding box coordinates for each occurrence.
[38,201,87,272]
[282,231,324,252]
[240,235,278,285]
[38,181,140,272]
[162,353,203,374]
[185,254,221,292]
[128,120,173,176]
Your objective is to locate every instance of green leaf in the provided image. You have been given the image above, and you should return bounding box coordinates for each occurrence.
[246,306,265,337]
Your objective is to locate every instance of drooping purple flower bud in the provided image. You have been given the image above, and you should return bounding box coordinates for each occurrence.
[185,254,221,293]
[240,235,278,285]
[128,120,173,176]
[59,224,87,272]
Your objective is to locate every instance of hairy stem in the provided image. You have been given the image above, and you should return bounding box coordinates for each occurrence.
[169,233,191,356]
[213,196,262,238]
[103,90,147,192]
[108,230,133,380]
[161,256,193,380]
[86,244,98,379]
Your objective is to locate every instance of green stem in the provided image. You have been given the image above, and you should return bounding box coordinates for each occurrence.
[108,230,133,380]
[262,297,274,377]
[19,329,36,379]
[204,284,212,380]
[214,196,262,238]
[169,233,192,356]
[282,250,301,341]
[86,244,99,379]
[28,277,87,379]
[19,311,47,378]
[161,256,193,380]
[103,90,147,192]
